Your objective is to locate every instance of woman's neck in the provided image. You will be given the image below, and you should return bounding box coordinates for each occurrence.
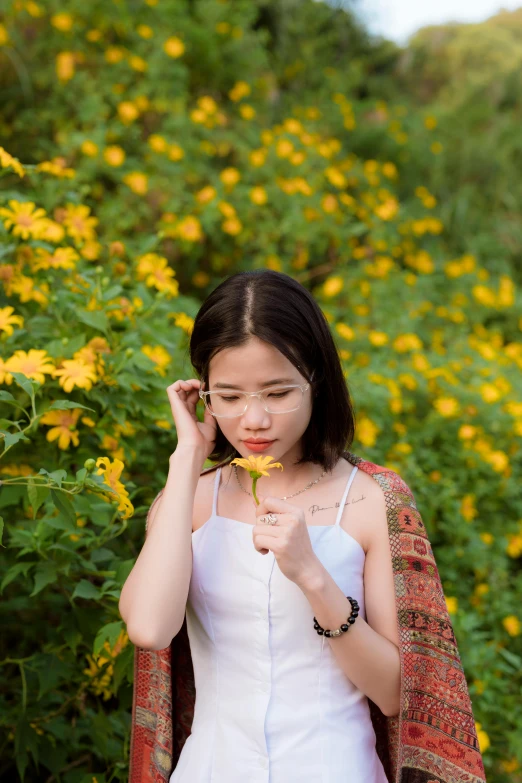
[229,460,334,499]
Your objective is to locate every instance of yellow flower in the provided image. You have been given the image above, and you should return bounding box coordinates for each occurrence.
[32,246,79,272]
[164,36,185,58]
[40,408,83,450]
[148,134,168,153]
[56,51,75,82]
[168,144,184,161]
[0,23,10,46]
[239,104,256,120]
[81,140,98,157]
[434,397,460,417]
[175,215,203,242]
[105,46,124,64]
[103,145,126,166]
[445,596,458,615]
[249,149,267,167]
[250,186,267,205]
[229,81,251,102]
[123,172,148,195]
[137,24,154,39]
[141,344,172,377]
[0,306,24,337]
[230,455,283,505]
[368,331,388,346]
[356,415,379,447]
[96,457,134,519]
[222,217,242,235]
[117,101,139,124]
[62,203,99,244]
[4,349,55,384]
[220,167,241,187]
[475,722,490,754]
[460,494,477,523]
[0,200,47,239]
[52,359,98,392]
[323,276,343,298]
[135,254,178,295]
[129,55,147,72]
[196,185,216,204]
[0,146,25,178]
[51,13,74,31]
[502,615,521,636]
[375,197,400,221]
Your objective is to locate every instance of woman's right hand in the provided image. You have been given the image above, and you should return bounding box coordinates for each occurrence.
[166,379,217,461]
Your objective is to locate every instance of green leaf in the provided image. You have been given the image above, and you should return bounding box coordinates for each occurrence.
[76,308,109,333]
[50,489,76,525]
[30,561,58,596]
[75,467,87,483]
[102,284,123,301]
[1,430,31,448]
[48,469,68,486]
[0,515,3,547]
[93,620,124,656]
[46,399,96,413]
[10,371,40,400]
[27,479,48,519]
[14,714,30,780]
[0,390,16,402]
[0,418,20,428]
[72,579,101,600]
[0,561,34,593]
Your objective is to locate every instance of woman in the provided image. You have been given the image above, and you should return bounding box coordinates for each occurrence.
[121,269,486,782]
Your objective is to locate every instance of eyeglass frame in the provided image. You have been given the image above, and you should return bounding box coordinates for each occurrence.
[198,380,313,419]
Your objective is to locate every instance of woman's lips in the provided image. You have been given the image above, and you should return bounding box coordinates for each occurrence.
[243,440,275,452]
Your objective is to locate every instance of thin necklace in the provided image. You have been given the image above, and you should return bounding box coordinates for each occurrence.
[233,462,328,500]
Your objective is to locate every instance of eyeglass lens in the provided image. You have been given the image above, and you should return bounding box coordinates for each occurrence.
[205,385,304,417]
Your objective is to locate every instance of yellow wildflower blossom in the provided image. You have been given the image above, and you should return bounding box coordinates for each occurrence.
[56,51,75,82]
[229,81,251,101]
[103,145,125,166]
[0,200,47,239]
[323,276,343,297]
[220,167,241,187]
[0,147,25,178]
[62,203,99,243]
[164,36,185,57]
[4,349,55,384]
[52,359,97,393]
[123,172,148,195]
[40,408,83,450]
[502,615,520,636]
[250,186,267,205]
[96,457,134,519]
[445,596,458,615]
[0,306,24,337]
[141,344,171,377]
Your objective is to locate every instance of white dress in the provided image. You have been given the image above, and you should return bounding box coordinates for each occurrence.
[169,464,388,783]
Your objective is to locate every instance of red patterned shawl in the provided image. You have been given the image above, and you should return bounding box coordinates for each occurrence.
[128,451,487,783]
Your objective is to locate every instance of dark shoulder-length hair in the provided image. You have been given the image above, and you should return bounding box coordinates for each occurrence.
[188,269,356,474]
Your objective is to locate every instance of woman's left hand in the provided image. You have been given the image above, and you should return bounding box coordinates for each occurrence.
[253,495,324,589]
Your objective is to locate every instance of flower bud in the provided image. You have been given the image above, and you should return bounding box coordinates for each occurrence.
[84,458,96,472]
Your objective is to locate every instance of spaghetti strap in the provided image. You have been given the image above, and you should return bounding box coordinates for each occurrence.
[334,465,358,526]
[212,467,222,517]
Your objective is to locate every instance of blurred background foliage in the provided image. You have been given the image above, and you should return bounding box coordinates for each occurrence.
[0,0,520,780]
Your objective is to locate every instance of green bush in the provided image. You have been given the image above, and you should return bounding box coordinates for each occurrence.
[0,1,521,780]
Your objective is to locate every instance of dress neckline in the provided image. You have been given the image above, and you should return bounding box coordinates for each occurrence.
[193,512,366,559]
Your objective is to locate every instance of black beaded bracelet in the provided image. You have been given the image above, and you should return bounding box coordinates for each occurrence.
[313,596,359,638]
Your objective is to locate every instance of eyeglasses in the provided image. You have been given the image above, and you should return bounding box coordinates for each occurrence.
[199,382,311,418]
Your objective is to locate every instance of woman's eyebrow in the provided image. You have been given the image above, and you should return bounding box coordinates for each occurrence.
[212,377,295,389]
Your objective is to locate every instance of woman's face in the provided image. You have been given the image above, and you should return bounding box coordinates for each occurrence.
[207,338,314,463]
